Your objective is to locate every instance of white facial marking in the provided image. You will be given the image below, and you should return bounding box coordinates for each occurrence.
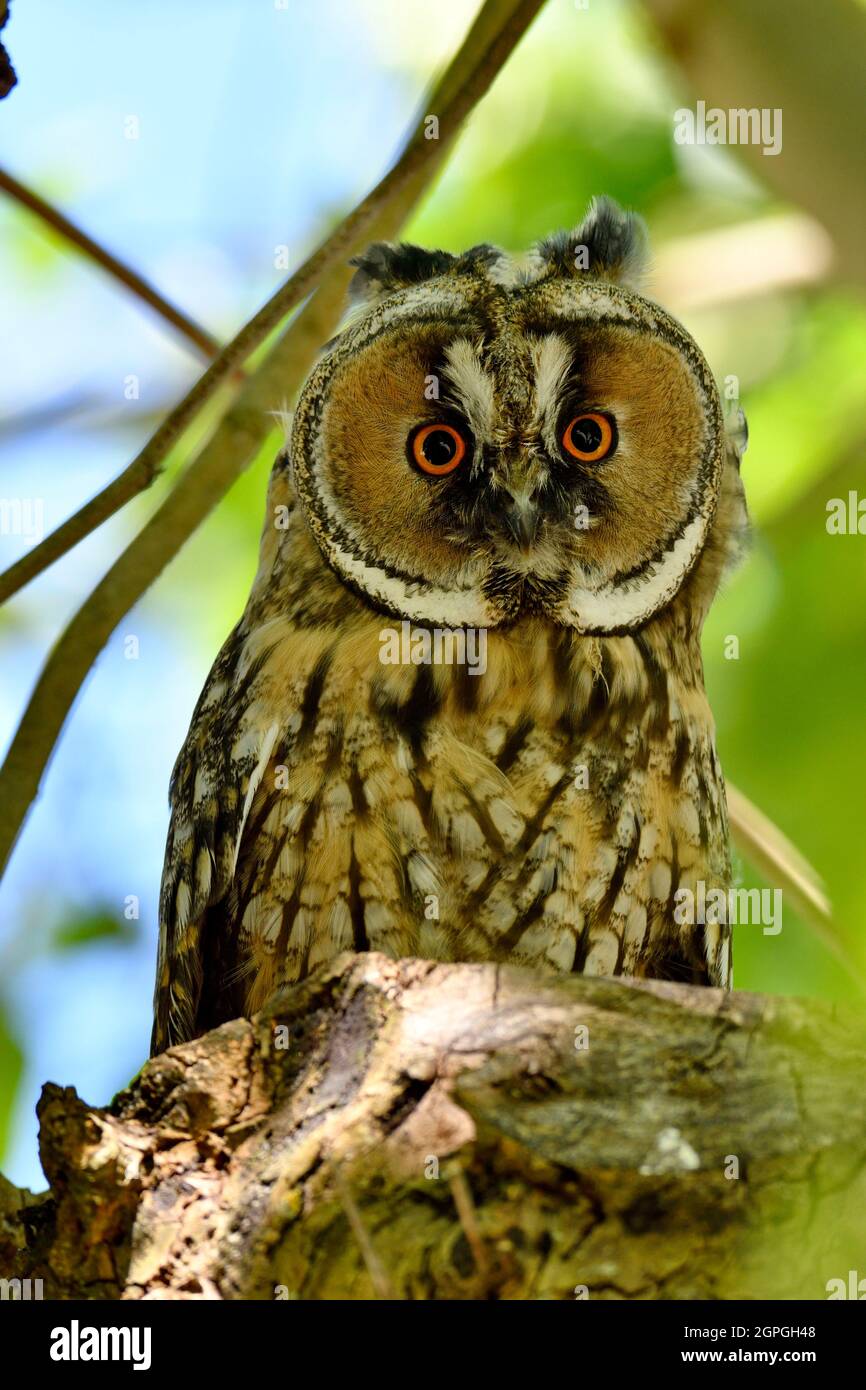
[561,513,708,632]
[531,334,573,455]
[328,542,495,627]
[443,338,496,442]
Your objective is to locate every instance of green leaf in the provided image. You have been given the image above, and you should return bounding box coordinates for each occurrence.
[51,911,136,952]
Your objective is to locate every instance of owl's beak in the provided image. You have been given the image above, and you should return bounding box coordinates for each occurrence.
[501,490,541,553]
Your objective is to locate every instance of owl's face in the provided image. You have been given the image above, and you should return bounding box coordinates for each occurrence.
[292,198,729,635]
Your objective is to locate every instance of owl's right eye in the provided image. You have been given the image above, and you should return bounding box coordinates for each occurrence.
[408,423,467,477]
[561,412,616,463]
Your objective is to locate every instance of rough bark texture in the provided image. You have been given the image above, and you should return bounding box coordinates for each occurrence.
[2,953,865,1300]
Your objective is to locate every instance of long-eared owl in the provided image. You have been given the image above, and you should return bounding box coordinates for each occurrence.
[152,196,748,1055]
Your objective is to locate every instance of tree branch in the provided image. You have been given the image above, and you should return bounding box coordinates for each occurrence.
[4,954,865,1299]
[0,166,220,359]
[0,0,547,874]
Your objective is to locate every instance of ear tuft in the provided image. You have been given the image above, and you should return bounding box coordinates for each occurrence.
[348,242,456,310]
[536,195,649,291]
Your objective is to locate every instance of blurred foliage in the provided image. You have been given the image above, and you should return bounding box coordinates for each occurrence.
[0,1011,22,1159]
[51,909,136,952]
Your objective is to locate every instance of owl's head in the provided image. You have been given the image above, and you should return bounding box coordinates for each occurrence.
[291,197,743,635]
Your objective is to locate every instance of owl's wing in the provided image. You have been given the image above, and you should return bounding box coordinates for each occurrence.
[151,625,280,1055]
[152,451,299,1054]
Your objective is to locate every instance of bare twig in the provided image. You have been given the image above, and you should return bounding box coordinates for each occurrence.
[727,784,831,928]
[0,0,546,874]
[336,1174,396,1300]
[0,166,220,359]
[726,783,866,992]
[449,1172,491,1280]
[0,393,224,608]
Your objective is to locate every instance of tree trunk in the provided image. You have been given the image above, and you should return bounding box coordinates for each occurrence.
[2,953,864,1300]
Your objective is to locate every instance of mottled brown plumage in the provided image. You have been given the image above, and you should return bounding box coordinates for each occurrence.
[152,197,748,1055]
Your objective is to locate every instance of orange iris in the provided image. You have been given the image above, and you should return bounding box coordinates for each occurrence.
[411,423,467,476]
[562,412,614,463]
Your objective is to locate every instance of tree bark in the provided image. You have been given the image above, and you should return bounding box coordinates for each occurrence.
[2,953,864,1300]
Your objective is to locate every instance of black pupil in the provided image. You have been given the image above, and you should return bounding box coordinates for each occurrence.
[422,429,457,467]
[571,417,603,453]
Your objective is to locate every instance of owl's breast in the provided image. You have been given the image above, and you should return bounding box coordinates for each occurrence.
[229,615,730,1017]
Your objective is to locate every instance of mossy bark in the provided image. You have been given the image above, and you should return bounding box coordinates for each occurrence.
[2,953,865,1300]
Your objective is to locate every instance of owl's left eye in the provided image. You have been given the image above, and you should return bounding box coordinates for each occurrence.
[408,423,467,476]
[562,412,616,463]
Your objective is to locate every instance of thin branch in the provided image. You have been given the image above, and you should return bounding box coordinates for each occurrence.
[336,1174,396,1300]
[726,783,865,993]
[0,0,547,874]
[727,784,831,925]
[0,0,544,610]
[449,1172,491,1280]
[0,166,220,359]
[0,401,219,607]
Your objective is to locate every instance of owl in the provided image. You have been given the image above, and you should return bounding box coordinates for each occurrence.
[151,196,749,1055]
